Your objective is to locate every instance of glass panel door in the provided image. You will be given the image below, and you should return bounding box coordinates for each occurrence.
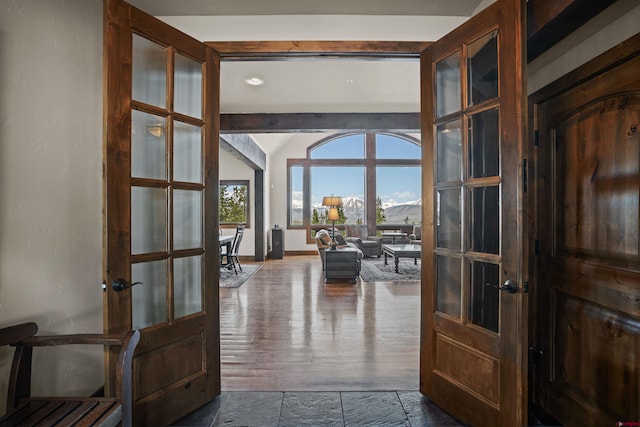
[130,35,205,327]
[104,1,220,422]
[433,29,501,334]
[421,1,527,424]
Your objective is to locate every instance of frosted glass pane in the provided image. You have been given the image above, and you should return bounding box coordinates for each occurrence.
[469,108,500,178]
[173,190,202,250]
[436,255,461,318]
[436,52,461,118]
[132,187,167,255]
[132,260,167,329]
[132,110,166,180]
[174,256,202,318]
[468,31,498,106]
[132,35,166,108]
[470,261,500,332]
[173,122,202,183]
[437,120,462,183]
[174,53,202,119]
[471,186,499,255]
[436,189,461,250]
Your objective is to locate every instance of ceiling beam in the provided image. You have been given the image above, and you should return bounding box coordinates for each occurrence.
[220,134,266,169]
[526,0,618,62]
[207,41,432,59]
[220,113,420,133]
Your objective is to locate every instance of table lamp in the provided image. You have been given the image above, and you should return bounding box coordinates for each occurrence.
[322,196,343,250]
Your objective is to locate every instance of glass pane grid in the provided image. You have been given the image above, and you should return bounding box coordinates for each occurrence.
[467,30,498,108]
[173,121,203,184]
[174,52,203,119]
[132,35,167,109]
[435,51,461,118]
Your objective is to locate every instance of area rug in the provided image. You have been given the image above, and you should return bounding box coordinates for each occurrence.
[220,264,263,288]
[359,257,421,282]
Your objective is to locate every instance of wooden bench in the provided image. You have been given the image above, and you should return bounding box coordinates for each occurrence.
[0,322,139,427]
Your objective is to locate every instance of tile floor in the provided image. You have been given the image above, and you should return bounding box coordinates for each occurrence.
[173,391,465,427]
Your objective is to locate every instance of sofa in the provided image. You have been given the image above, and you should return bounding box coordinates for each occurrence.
[315,229,362,271]
[343,224,382,257]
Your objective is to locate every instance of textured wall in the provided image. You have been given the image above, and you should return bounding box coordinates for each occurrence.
[0,0,103,413]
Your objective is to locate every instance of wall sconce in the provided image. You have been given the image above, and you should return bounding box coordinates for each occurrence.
[146,124,164,138]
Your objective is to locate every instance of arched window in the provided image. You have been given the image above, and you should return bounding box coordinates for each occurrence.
[288,132,421,238]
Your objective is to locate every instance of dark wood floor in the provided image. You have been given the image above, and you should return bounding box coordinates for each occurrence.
[220,255,420,391]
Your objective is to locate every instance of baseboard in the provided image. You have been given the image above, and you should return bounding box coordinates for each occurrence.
[284,250,318,256]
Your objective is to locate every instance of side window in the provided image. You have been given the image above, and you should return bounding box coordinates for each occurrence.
[220,180,249,227]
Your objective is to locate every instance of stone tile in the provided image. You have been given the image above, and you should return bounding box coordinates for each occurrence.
[279,392,344,427]
[341,392,410,426]
[397,391,464,426]
[172,393,227,426]
[214,391,283,426]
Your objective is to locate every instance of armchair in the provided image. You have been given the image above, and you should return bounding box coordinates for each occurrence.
[0,322,140,427]
[343,224,382,257]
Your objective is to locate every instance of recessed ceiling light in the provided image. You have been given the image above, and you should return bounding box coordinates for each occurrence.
[346,79,355,84]
[244,77,265,86]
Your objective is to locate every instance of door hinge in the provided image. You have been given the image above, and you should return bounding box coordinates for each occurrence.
[523,281,529,293]
[523,159,528,193]
[534,130,539,146]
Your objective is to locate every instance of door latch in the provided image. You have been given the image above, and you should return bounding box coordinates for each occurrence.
[485,280,518,294]
[111,278,142,292]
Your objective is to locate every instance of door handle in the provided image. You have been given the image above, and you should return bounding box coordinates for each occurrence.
[111,278,142,292]
[485,280,518,294]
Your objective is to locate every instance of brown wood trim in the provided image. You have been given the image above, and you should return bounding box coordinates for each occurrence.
[529,31,640,104]
[221,113,420,133]
[206,1,618,63]
[526,0,618,62]
[206,41,432,58]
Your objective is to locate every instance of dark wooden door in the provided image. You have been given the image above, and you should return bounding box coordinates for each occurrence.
[533,36,640,426]
[420,0,528,425]
[104,0,221,424]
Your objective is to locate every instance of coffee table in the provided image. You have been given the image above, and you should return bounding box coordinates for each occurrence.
[382,243,421,273]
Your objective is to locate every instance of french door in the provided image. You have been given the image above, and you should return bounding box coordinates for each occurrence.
[420,0,528,425]
[104,0,220,424]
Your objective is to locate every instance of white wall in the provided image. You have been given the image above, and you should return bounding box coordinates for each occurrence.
[0,0,103,414]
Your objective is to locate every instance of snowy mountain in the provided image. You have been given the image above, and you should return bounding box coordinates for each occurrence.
[306,195,420,225]
[383,204,421,224]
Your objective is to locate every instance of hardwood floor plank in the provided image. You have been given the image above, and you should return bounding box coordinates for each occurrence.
[220,255,420,391]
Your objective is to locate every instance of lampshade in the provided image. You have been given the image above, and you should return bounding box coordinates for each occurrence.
[322,196,343,207]
[327,207,340,221]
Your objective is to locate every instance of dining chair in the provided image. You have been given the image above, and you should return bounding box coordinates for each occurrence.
[222,224,245,274]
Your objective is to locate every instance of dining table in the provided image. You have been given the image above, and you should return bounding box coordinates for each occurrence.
[219,234,234,268]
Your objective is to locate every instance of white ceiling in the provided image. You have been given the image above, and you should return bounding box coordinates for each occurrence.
[125,0,491,115]
[127,0,484,17]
